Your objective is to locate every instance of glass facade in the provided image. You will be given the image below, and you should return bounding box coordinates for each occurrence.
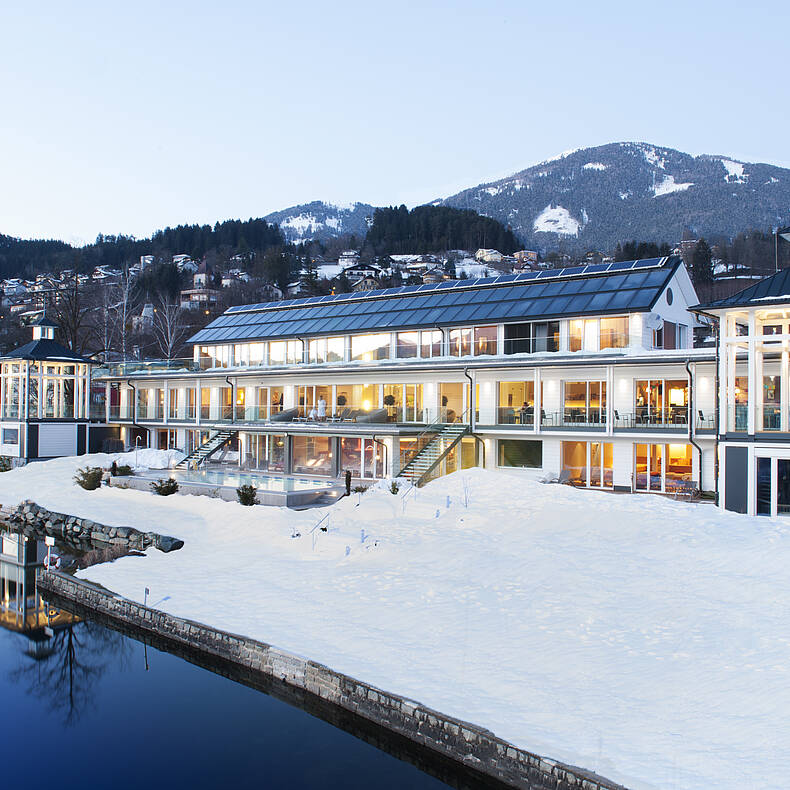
[351,333,391,362]
[562,441,613,487]
[497,381,536,424]
[247,433,286,471]
[292,435,334,476]
[635,443,692,492]
[448,328,472,357]
[562,381,606,424]
[634,379,688,425]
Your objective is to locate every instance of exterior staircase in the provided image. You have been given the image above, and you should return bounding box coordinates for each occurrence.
[398,423,469,487]
[175,429,238,470]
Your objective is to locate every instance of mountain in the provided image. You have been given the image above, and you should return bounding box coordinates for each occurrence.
[264,201,376,244]
[437,142,790,252]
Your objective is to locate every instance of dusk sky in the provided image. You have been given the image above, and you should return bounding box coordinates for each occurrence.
[2,0,788,243]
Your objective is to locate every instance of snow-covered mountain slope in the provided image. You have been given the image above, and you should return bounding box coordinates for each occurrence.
[438,142,790,251]
[264,201,375,243]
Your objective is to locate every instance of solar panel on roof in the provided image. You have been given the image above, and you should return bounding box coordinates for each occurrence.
[188,257,678,344]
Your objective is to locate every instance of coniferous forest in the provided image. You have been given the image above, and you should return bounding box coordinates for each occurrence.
[365,205,521,255]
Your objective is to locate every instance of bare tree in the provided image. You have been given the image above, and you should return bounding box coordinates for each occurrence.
[52,279,95,354]
[111,266,137,360]
[152,295,187,360]
[87,282,119,362]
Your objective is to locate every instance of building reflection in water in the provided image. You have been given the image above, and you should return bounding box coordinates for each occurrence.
[0,527,79,656]
[1,526,128,723]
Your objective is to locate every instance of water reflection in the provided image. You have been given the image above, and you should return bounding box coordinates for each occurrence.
[1,526,131,723]
[0,526,503,789]
[10,620,130,724]
[0,527,79,643]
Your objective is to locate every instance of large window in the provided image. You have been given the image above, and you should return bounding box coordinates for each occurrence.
[269,339,303,365]
[383,384,422,422]
[396,331,419,359]
[297,385,331,419]
[498,381,536,424]
[562,441,613,487]
[248,343,265,366]
[569,316,629,352]
[308,336,344,364]
[498,439,542,468]
[248,433,285,471]
[562,381,606,424]
[448,328,472,357]
[340,437,383,479]
[503,321,560,354]
[420,330,443,358]
[569,319,598,352]
[254,386,284,419]
[336,383,377,415]
[600,317,629,349]
[292,435,334,476]
[635,443,692,492]
[473,326,497,356]
[634,379,688,425]
[351,333,391,361]
[763,375,781,431]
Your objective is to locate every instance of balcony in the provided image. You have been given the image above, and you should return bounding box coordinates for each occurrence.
[495,406,536,426]
[541,411,606,429]
[97,358,210,377]
[167,407,197,422]
[615,408,689,429]
[136,406,165,422]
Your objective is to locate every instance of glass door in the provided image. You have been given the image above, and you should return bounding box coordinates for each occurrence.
[778,459,790,516]
[635,443,664,491]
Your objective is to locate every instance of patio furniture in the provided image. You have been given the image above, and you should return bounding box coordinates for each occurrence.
[355,408,388,423]
[269,407,299,422]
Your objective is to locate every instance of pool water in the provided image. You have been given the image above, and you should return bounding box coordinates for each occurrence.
[170,468,334,491]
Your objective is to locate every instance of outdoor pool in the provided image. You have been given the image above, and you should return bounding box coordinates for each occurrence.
[170,468,335,492]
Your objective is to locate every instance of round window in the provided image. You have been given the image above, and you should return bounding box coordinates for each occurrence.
[666,287,673,306]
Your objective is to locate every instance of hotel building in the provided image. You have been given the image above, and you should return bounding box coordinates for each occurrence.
[92,256,719,495]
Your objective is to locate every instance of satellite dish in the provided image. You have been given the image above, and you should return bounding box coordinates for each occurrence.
[644,312,663,330]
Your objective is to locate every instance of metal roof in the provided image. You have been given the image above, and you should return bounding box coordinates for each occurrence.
[189,257,680,345]
[697,268,790,310]
[0,339,91,363]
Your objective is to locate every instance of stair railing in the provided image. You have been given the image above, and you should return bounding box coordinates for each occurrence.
[398,409,469,480]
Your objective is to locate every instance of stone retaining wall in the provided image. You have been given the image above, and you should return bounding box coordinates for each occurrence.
[9,501,183,552]
[38,571,627,790]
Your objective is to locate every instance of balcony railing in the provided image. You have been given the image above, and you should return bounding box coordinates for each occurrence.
[136,406,165,422]
[614,408,689,428]
[168,407,197,422]
[97,358,210,377]
[542,410,606,428]
[496,406,536,425]
[761,406,781,431]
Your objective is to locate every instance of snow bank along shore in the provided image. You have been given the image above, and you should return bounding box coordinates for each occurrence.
[0,452,787,790]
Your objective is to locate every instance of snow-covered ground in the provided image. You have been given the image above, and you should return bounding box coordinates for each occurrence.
[652,174,694,197]
[1,454,788,790]
[533,204,581,236]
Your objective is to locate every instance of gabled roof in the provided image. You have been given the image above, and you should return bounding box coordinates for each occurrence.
[189,257,681,346]
[697,268,790,310]
[1,339,91,363]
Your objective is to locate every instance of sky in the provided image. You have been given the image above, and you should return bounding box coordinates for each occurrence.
[1,0,789,244]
